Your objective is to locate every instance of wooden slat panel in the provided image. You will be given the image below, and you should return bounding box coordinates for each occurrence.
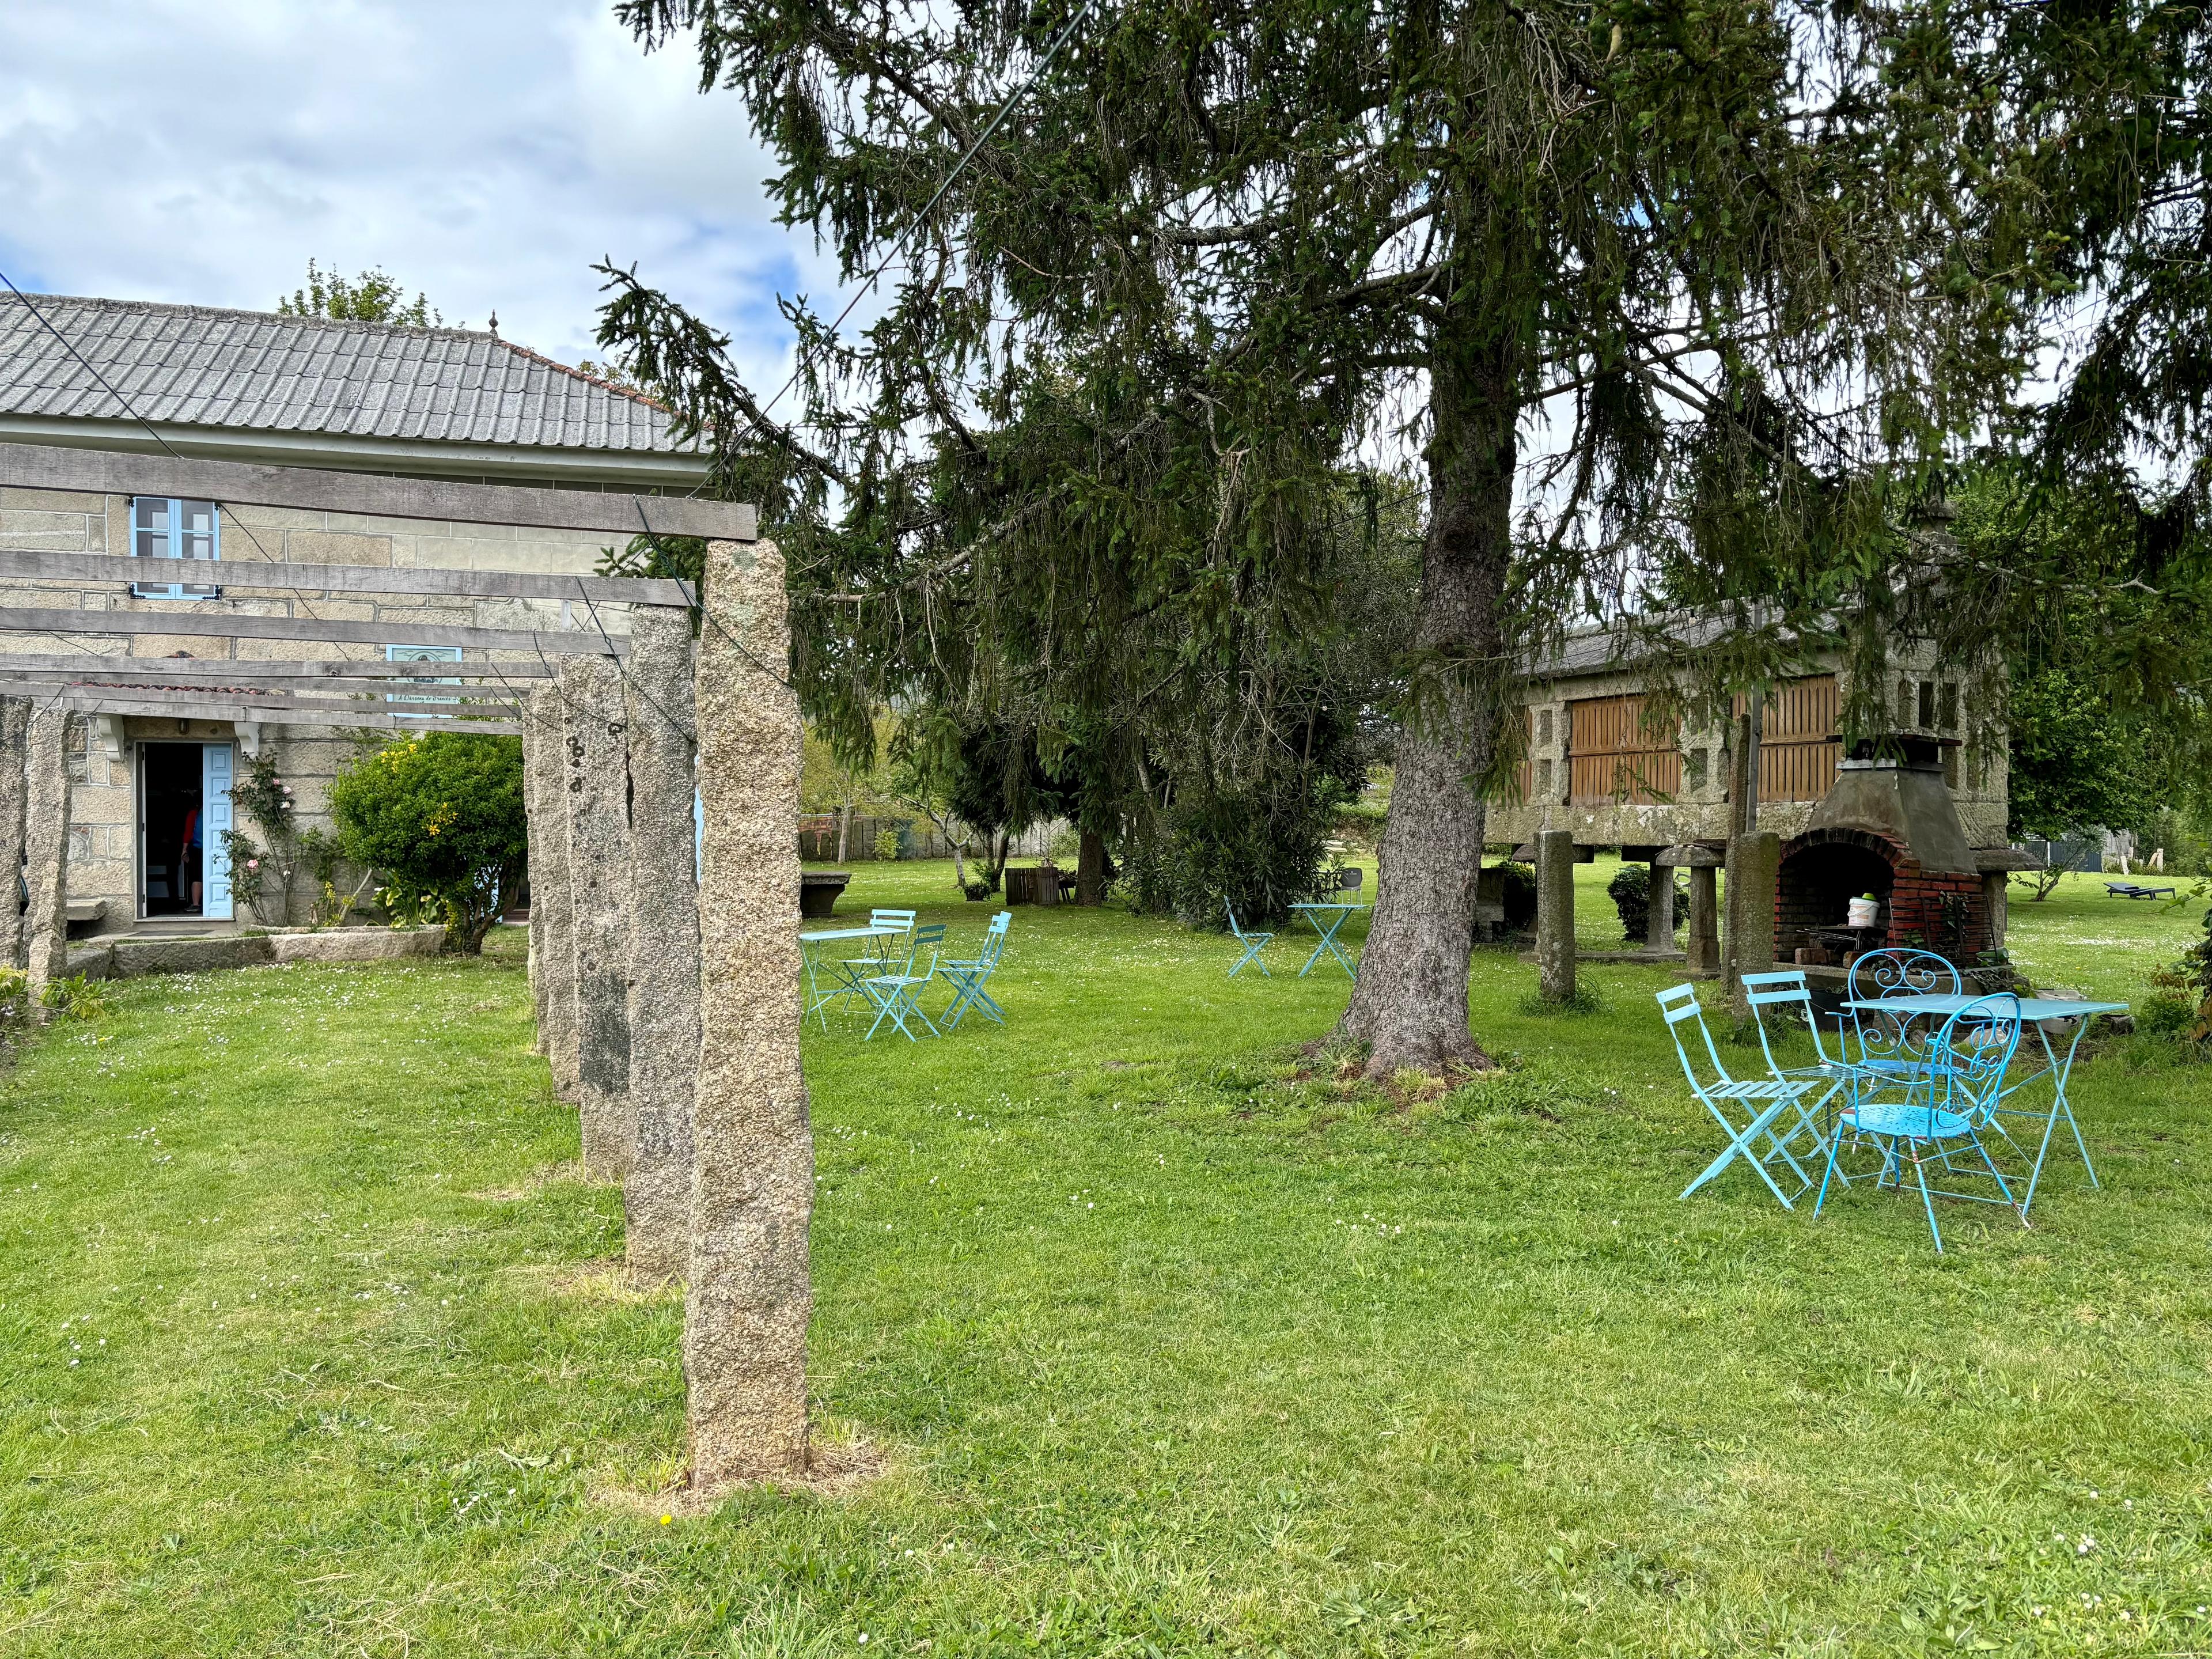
[0,441,753,540]
[0,549,694,608]
[1567,694,1682,805]
[1735,674,1841,802]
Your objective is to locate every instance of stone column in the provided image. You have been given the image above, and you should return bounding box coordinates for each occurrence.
[521,694,550,1050]
[688,537,812,1490]
[1980,869,2010,953]
[1685,866,1721,975]
[559,658,634,1181]
[1645,861,1676,953]
[1725,830,1781,1018]
[528,687,582,1099]
[23,707,73,999]
[0,698,29,970]
[623,608,702,1283]
[1534,830,1577,1003]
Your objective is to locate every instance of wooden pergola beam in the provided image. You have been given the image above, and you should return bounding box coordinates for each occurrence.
[0,652,558,681]
[0,549,695,608]
[36,690,522,735]
[0,607,628,656]
[7,671,538,700]
[0,441,755,542]
[0,677,518,715]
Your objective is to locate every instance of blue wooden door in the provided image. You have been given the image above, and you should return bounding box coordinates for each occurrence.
[203,743,234,919]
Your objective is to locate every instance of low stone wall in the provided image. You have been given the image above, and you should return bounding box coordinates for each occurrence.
[66,925,446,979]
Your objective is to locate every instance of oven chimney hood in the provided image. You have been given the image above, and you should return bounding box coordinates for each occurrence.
[1802,756,1975,873]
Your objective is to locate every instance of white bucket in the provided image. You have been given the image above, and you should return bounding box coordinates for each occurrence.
[1846,897,1880,929]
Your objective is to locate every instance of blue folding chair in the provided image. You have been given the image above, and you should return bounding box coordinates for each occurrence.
[1815,993,2025,1251]
[861,923,945,1041]
[938,911,1010,1030]
[1657,983,1825,1209]
[1741,970,1863,1179]
[842,908,915,978]
[1225,903,1273,979]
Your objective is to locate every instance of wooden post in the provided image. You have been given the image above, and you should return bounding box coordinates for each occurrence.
[687,538,812,1490]
[1535,830,1577,1003]
[622,608,702,1283]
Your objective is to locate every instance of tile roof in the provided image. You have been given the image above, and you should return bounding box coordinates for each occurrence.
[0,291,695,456]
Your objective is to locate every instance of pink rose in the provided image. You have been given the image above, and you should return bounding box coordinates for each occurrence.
[247,859,259,869]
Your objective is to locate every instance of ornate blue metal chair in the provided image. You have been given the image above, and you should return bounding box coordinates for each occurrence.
[861,923,945,1041]
[1815,993,2025,1251]
[938,911,1011,1030]
[1657,983,1826,1209]
[1840,948,1961,1094]
[1225,903,1274,979]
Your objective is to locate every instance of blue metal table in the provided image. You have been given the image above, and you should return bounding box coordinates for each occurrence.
[1289,902,1367,978]
[1840,992,2127,1214]
[800,924,906,1030]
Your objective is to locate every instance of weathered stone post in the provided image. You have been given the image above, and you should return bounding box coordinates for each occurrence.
[559,658,634,1181]
[1980,868,2010,954]
[1725,831,1781,1018]
[23,707,73,999]
[622,607,702,1283]
[0,698,29,970]
[1534,830,1577,1003]
[1645,859,1677,954]
[688,537,812,1490]
[521,693,551,1050]
[527,687,582,1099]
[1685,865,1721,974]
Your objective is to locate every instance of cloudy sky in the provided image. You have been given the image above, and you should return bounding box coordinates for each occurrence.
[0,0,823,388]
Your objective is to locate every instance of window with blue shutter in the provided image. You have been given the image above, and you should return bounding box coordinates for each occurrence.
[130,497,222,598]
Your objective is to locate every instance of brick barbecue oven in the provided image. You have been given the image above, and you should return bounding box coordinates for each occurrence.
[1777,744,1991,968]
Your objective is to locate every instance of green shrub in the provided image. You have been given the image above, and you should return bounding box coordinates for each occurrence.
[1124,785,1338,929]
[873,826,901,862]
[329,733,526,955]
[2141,990,2196,1035]
[40,976,112,1021]
[1493,862,1537,933]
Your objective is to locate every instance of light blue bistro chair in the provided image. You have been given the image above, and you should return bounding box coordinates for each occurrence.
[1840,948,1961,1093]
[861,923,945,1041]
[1225,902,1274,979]
[1740,970,1863,1184]
[1657,983,1827,1209]
[938,911,1012,1030]
[1815,993,2026,1251]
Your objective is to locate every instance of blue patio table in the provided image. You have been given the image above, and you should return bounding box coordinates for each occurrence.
[1840,991,2128,1215]
[800,924,905,1031]
[1289,902,1368,978]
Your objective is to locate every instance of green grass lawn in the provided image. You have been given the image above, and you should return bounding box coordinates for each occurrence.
[3,860,2210,1656]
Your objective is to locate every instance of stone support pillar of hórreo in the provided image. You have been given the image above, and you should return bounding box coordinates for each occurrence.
[1534,830,1577,1003]
[1685,865,1721,975]
[1725,831,1782,1018]
[687,538,812,1490]
[1645,859,1677,953]
[527,686,582,1100]
[559,657,635,1181]
[23,706,73,998]
[622,607,702,1283]
[0,698,28,970]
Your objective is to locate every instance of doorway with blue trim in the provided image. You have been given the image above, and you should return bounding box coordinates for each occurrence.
[139,741,234,921]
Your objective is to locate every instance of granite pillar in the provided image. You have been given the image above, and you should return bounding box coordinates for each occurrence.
[687,537,812,1490]
[560,657,634,1181]
[1685,865,1721,976]
[1534,829,1577,1003]
[1645,861,1676,953]
[23,707,72,999]
[623,608,702,1283]
[1725,830,1781,1018]
[0,698,28,970]
[528,687,582,1099]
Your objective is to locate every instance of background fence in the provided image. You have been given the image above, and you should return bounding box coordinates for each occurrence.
[798,814,1069,862]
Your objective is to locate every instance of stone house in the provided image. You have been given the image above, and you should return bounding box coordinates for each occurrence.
[0,293,706,935]
[1486,618,2028,969]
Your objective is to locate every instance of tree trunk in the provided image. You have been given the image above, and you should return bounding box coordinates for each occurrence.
[1332,334,1516,1079]
[1075,828,1110,904]
[835,802,851,863]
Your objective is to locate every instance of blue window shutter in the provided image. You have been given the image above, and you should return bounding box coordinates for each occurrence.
[203,743,235,920]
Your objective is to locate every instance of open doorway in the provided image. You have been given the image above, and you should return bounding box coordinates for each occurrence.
[141,743,203,917]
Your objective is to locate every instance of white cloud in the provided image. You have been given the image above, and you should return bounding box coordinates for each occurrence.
[0,0,828,388]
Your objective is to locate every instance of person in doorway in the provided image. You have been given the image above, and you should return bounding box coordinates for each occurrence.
[180,804,203,911]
